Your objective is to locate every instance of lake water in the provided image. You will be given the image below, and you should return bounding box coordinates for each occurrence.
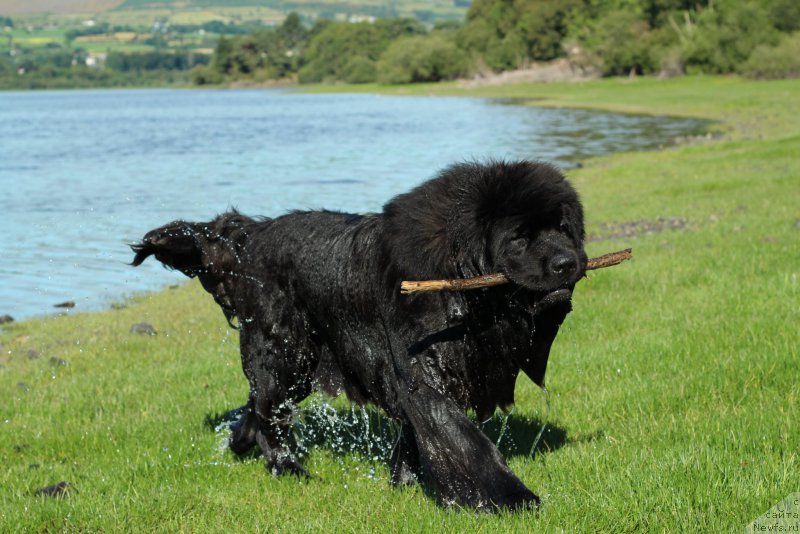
[0,88,704,320]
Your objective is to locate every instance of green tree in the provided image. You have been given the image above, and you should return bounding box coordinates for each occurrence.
[207,13,310,81]
[277,12,308,50]
[211,36,235,74]
[590,10,656,75]
[681,1,779,74]
[766,0,800,33]
[298,19,424,83]
[457,0,581,72]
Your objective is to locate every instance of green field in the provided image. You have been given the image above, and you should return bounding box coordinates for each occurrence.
[4,0,466,27]
[4,27,66,45]
[1,76,798,531]
[113,0,466,22]
[1,26,217,52]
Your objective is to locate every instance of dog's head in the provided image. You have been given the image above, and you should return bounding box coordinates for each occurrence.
[131,211,254,325]
[384,160,586,308]
[480,165,586,309]
[464,161,586,313]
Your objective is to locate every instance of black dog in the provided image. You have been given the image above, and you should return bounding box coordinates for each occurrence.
[132,160,586,510]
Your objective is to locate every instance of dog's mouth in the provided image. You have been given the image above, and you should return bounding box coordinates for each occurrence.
[534,288,573,314]
[502,271,576,313]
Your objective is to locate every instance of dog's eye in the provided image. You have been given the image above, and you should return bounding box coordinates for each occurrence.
[508,237,527,252]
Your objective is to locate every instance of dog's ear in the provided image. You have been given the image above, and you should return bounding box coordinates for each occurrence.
[131,221,208,276]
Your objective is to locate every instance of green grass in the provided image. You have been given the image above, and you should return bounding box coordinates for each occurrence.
[1,76,798,531]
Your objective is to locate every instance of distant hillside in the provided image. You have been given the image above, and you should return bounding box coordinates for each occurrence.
[0,0,123,15]
[0,0,468,22]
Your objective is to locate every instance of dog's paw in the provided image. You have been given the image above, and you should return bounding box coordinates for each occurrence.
[390,460,419,487]
[228,417,258,456]
[488,489,540,511]
[268,455,311,479]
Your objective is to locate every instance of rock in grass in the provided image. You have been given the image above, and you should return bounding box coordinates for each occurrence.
[34,481,72,498]
[0,315,13,324]
[130,322,157,336]
[27,349,40,360]
[49,357,67,367]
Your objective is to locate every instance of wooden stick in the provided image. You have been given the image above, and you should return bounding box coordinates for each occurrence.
[400,248,632,295]
[586,248,633,270]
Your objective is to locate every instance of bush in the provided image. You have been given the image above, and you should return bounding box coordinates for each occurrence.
[376,34,471,84]
[191,65,224,85]
[106,51,208,72]
[740,32,800,79]
[340,56,377,84]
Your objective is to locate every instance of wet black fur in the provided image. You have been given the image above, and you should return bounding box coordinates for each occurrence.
[131,160,586,510]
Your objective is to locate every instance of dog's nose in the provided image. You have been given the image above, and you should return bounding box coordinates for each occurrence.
[548,254,577,276]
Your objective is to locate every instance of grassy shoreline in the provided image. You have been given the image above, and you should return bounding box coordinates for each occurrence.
[303,75,800,137]
[1,75,798,531]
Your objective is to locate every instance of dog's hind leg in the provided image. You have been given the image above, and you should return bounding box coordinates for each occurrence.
[401,384,538,511]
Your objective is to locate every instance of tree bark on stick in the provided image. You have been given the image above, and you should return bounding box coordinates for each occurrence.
[400,248,632,295]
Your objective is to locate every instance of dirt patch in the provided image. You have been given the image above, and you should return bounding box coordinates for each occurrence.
[224,77,297,89]
[458,58,600,88]
[75,32,138,43]
[589,217,689,241]
[670,131,726,146]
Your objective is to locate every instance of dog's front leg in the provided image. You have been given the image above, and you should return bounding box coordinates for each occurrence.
[236,325,314,477]
[254,422,308,477]
[228,396,259,456]
[401,384,538,511]
[225,396,308,477]
[389,423,423,486]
